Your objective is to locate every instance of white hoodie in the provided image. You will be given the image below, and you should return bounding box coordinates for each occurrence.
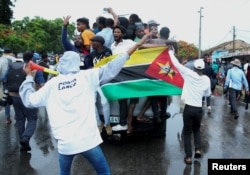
[19,51,129,154]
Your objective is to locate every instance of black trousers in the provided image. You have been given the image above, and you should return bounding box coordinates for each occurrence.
[183,104,202,157]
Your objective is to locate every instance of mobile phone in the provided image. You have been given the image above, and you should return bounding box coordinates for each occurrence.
[103,8,108,13]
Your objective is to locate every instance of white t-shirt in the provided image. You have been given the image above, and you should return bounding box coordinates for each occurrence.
[243,62,249,74]
[169,51,211,107]
[111,39,136,54]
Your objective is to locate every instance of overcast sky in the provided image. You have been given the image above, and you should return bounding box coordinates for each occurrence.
[12,0,250,50]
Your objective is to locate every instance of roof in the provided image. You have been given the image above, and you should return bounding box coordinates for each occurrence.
[203,39,250,55]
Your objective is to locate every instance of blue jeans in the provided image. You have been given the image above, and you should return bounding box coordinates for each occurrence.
[59,145,110,175]
[183,104,202,158]
[11,96,38,142]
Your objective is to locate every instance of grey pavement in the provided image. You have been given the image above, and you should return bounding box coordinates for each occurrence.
[0,91,250,175]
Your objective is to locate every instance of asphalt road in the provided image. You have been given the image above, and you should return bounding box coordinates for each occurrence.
[0,92,250,175]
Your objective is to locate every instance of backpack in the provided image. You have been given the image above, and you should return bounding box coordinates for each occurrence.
[7,62,26,92]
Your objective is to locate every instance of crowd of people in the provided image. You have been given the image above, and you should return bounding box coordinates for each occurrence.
[0,7,250,174]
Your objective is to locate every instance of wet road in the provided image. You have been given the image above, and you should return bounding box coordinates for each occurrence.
[0,92,250,175]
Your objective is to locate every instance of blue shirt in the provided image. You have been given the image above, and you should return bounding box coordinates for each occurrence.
[224,66,249,91]
[96,28,114,50]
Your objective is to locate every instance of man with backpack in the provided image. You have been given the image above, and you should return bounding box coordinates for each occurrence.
[6,51,45,152]
[0,48,15,124]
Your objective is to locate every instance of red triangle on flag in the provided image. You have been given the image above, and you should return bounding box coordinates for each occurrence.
[145,48,184,88]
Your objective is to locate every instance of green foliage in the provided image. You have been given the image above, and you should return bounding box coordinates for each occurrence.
[0,16,76,54]
[177,40,199,60]
[0,0,15,25]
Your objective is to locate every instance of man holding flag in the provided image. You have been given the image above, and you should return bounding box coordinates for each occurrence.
[168,48,211,164]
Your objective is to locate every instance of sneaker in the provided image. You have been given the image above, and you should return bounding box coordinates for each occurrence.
[112,124,128,131]
[105,124,113,135]
[20,140,31,152]
[207,106,212,114]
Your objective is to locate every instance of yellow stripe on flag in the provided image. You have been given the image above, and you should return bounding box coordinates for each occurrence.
[94,47,167,68]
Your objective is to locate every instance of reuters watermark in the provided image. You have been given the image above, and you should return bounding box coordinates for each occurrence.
[208,159,249,175]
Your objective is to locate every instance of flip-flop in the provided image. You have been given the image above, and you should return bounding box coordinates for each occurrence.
[184,157,192,164]
[127,130,133,136]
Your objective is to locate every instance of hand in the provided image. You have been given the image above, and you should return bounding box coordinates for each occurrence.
[23,64,37,78]
[107,7,113,13]
[137,32,153,46]
[63,16,71,26]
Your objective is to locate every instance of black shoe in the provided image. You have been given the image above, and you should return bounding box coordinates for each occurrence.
[234,114,239,120]
[245,104,249,110]
[20,141,31,152]
[160,112,171,120]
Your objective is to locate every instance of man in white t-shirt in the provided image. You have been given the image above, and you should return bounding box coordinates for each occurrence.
[168,48,211,164]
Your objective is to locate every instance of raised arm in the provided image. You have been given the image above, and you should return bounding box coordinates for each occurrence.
[108,7,119,27]
[61,16,78,52]
[98,33,151,84]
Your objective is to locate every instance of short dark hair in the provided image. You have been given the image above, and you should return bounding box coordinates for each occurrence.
[113,25,127,34]
[105,18,114,27]
[77,17,90,28]
[129,14,141,23]
[97,16,106,27]
[3,48,12,54]
[23,51,33,62]
[42,54,48,59]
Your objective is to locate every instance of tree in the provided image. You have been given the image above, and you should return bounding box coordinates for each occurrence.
[177,40,199,61]
[0,0,15,25]
[1,16,75,54]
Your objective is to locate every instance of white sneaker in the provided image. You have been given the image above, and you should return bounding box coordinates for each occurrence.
[112,124,128,131]
[207,106,212,114]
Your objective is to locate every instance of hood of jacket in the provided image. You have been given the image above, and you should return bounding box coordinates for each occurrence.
[57,51,80,74]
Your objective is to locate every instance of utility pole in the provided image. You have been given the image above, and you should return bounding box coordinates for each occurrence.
[232,26,236,52]
[198,7,204,59]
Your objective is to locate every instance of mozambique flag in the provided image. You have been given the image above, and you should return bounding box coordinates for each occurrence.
[145,49,184,88]
[94,47,183,101]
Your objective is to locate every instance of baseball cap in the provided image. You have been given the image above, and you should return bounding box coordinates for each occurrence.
[148,19,159,26]
[194,59,205,70]
[90,35,105,45]
[33,53,41,59]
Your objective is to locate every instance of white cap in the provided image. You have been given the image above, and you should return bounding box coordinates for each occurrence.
[194,59,205,70]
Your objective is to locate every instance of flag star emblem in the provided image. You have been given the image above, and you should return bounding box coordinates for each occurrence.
[157,62,176,79]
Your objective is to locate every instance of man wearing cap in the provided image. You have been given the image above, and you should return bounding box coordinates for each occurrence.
[0,48,15,124]
[87,35,112,67]
[224,58,249,119]
[168,49,211,164]
[88,35,113,136]
[148,19,160,39]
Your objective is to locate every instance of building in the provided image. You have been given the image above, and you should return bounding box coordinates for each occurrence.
[203,39,250,63]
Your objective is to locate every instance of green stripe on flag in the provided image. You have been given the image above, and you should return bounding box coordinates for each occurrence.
[101,79,182,101]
